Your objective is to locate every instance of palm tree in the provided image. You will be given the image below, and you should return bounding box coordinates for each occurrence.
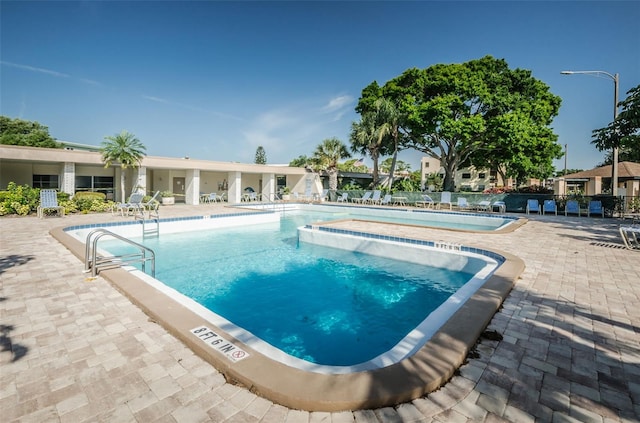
[350,112,385,187]
[373,97,404,189]
[101,130,146,201]
[311,137,351,191]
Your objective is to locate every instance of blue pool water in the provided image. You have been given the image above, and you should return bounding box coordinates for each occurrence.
[101,211,488,367]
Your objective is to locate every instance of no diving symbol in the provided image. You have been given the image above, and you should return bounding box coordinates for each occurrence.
[232,350,246,360]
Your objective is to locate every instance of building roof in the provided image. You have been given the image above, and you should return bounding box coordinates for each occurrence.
[564,161,640,179]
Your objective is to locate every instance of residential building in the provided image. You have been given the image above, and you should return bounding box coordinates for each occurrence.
[0,144,321,204]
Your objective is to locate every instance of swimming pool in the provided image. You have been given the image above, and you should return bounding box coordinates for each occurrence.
[56,207,524,411]
[91,210,500,372]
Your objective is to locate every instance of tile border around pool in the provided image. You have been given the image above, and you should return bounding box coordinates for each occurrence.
[307,224,506,263]
[50,214,525,412]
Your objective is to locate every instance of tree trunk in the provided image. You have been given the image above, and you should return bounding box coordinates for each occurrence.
[328,168,339,191]
[371,151,380,188]
[387,149,398,190]
[442,160,457,192]
[120,170,126,202]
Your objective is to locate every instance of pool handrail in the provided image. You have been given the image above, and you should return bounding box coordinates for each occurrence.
[84,228,155,277]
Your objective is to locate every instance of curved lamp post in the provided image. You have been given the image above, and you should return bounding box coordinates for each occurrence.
[561,70,620,196]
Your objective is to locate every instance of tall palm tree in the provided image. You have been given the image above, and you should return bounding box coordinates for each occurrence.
[350,112,385,187]
[101,130,146,201]
[311,137,351,191]
[373,97,404,189]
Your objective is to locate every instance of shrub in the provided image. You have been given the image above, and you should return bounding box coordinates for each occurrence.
[73,191,107,212]
[0,183,40,216]
[515,185,553,194]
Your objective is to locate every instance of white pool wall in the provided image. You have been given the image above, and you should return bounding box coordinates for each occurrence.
[68,212,279,241]
[239,203,515,230]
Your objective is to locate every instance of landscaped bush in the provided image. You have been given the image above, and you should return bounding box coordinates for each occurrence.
[73,191,105,212]
[514,185,554,194]
[0,183,40,216]
[0,183,116,216]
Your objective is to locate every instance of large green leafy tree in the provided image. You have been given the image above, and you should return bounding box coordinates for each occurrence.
[0,116,60,148]
[101,130,146,201]
[378,56,562,190]
[592,84,640,164]
[311,137,351,191]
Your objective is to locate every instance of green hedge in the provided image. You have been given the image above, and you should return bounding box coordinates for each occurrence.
[0,183,115,216]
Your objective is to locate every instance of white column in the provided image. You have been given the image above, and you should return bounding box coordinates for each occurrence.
[262,173,275,201]
[185,169,200,205]
[228,171,242,203]
[136,166,147,194]
[61,162,75,196]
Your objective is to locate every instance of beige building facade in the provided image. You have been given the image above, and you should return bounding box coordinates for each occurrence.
[0,145,322,204]
[420,156,511,192]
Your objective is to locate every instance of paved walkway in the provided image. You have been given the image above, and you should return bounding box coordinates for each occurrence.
[1,205,639,422]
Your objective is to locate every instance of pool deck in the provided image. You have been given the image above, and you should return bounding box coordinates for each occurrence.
[1,204,639,422]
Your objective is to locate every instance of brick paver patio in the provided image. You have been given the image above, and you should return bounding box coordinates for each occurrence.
[1,204,638,422]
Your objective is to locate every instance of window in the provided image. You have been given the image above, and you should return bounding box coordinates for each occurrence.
[93,176,114,189]
[479,173,486,179]
[462,173,471,179]
[75,176,114,193]
[33,175,59,189]
[75,176,92,191]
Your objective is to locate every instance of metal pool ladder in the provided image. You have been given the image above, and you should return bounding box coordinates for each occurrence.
[84,228,156,277]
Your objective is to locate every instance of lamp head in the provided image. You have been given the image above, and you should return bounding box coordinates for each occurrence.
[560,71,574,75]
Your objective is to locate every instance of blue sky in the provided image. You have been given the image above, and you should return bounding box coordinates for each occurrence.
[1,1,638,173]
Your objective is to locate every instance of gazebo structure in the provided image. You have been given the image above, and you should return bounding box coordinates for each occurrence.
[555,161,640,198]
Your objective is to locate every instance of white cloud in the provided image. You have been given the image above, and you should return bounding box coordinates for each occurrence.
[0,61,70,78]
[142,95,170,103]
[321,95,354,113]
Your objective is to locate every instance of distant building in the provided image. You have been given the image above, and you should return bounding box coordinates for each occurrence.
[420,156,512,192]
[555,161,640,198]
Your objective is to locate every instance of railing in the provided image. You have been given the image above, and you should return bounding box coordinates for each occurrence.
[84,229,155,277]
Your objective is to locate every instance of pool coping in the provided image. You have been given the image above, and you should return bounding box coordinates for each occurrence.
[50,217,525,412]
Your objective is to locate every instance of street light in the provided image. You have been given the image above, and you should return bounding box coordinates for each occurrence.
[561,70,620,196]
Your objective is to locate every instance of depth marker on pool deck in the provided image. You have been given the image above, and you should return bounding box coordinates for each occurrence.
[191,326,250,362]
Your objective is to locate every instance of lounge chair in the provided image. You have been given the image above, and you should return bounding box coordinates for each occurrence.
[415,194,436,209]
[369,190,382,204]
[317,189,329,202]
[205,193,221,203]
[619,224,640,250]
[242,192,258,202]
[526,199,541,215]
[336,192,349,203]
[475,200,491,212]
[37,189,64,218]
[588,200,604,217]
[113,192,145,216]
[543,199,557,215]
[565,200,580,216]
[133,191,161,218]
[454,197,471,211]
[379,194,392,206]
[368,190,382,204]
[352,191,372,204]
[439,191,453,210]
[492,201,506,213]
